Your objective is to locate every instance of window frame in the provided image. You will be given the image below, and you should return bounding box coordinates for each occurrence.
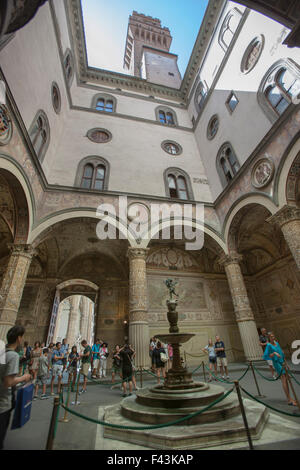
[75,156,110,191]
[164,167,194,200]
[91,94,117,113]
[218,8,243,53]
[216,143,240,188]
[28,109,50,163]
[63,49,74,86]
[155,106,178,127]
[194,79,208,114]
[258,58,300,123]
[161,140,183,156]
[225,91,239,114]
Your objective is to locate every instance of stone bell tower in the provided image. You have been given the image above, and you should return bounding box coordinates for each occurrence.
[123,11,182,88]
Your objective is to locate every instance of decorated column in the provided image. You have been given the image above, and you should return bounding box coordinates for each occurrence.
[66,296,80,347]
[219,252,262,361]
[128,247,149,368]
[80,296,89,342]
[267,205,300,270]
[0,244,36,341]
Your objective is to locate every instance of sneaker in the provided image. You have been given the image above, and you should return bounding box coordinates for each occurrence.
[122,393,127,397]
[40,394,48,400]
[129,393,132,396]
[51,392,55,396]
[91,375,97,379]
[33,395,38,401]
[226,376,230,380]
[79,389,86,395]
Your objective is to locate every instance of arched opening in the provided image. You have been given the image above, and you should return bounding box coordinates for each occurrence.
[227,202,300,355]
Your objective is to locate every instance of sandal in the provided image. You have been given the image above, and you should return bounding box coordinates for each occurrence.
[288,401,297,406]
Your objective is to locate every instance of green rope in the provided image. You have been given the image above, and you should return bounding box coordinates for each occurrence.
[59,387,234,430]
[143,368,165,381]
[204,364,250,384]
[252,364,282,381]
[191,363,203,375]
[53,401,61,438]
[241,386,300,418]
[289,371,300,387]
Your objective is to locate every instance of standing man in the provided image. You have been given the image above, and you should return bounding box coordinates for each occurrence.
[91,339,101,379]
[60,338,69,374]
[119,344,134,397]
[259,328,276,378]
[50,342,64,395]
[0,326,31,449]
[79,340,92,394]
[215,335,229,380]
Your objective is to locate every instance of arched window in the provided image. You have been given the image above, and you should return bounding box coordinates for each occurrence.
[258,59,300,123]
[194,80,208,114]
[91,94,116,113]
[29,110,50,162]
[63,49,74,86]
[218,8,243,52]
[164,168,194,200]
[75,156,109,191]
[216,143,240,187]
[155,106,178,126]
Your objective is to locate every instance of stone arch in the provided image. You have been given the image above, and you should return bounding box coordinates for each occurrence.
[0,154,34,243]
[56,278,99,302]
[28,210,132,246]
[140,217,227,253]
[275,133,300,207]
[223,194,277,248]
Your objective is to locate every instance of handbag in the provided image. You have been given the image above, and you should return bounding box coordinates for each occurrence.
[160,351,168,363]
[11,383,34,429]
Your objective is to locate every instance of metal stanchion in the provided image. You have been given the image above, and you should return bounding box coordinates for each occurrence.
[140,366,143,389]
[71,371,81,405]
[234,381,253,450]
[249,361,265,398]
[46,395,60,450]
[202,361,207,382]
[284,364,300,413]
[59,382,71,423]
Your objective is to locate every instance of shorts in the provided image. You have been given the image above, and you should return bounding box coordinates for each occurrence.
[209,356,217,364]
[217,357,228,367]
[81,363,90,377]
[93,359,99,369]
[112,365,121,374]
[52,364,63,378]
[37,375,47,385]
[68,366,77,375]
[122,367,132,383]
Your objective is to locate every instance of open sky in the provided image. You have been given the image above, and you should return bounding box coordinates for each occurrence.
[81,0,209,77]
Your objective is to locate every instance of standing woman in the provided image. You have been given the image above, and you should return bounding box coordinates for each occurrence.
[149,337,156,371]
[167,344,173,371]
[202,339,217,382]
[111,345,122,387]
[263,332,297,406]
[29,341,42,381]
[99,342,108,378]
[68,346,80,391]
[153,341,166,385]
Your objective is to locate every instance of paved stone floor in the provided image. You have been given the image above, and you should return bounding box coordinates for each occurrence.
[3,361,300,451]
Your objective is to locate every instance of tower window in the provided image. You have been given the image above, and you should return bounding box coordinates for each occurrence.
[226,92,239,113]
[162,140,182,156]
[194,80,208,114]
[63,50,74,86]
[207,115,219,140]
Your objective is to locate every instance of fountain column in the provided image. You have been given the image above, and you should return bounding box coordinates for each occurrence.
[219,252,262,361]
[128,247,149,368]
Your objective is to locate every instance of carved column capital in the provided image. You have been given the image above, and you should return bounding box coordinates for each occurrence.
[127,247,149,261]
[8,243,37,259]
[218,251,243,268]
[267,205,300,228]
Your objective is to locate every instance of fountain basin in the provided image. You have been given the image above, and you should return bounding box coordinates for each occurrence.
[155,333,195,344]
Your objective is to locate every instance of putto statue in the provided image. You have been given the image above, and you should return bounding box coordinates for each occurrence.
[164,278,179,300]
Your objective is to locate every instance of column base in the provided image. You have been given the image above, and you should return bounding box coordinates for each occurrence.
[238,320,263,361]
[129,321,149,369]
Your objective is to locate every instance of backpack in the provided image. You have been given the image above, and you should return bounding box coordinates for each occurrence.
[25,346,32,361]
[160,351,168,363]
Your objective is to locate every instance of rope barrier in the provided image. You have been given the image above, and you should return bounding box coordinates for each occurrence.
[240,386,300,418]
[252,363,282,381]
[204,363,250,384]
[289,371,300,387]
[59,387,234,431]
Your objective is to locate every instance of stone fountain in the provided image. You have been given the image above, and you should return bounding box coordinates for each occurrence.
[103,282,268,449]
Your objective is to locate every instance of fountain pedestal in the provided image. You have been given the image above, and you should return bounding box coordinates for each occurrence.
[103,298,268,449]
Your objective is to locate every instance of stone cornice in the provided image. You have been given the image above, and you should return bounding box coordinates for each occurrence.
[66,0,225,102]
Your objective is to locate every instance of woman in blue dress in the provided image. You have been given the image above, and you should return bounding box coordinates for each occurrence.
[263,332,296,406]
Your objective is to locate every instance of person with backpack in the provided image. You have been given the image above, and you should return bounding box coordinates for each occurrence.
[153,341,167,385]
[119,344,134,397]
[0,326,31,449]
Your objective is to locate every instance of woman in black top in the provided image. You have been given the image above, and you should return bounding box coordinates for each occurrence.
[119,344,134,397]
[68,346,79,390]
[153,341,166,385]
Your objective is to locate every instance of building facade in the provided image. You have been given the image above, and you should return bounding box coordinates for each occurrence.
[0,0,299,367]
